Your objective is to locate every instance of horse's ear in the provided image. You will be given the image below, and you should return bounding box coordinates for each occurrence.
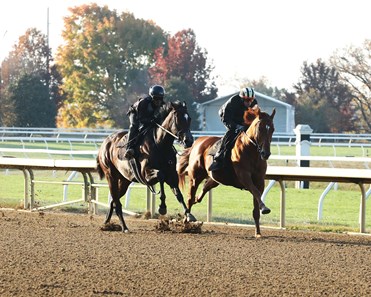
[182,101,187,107]
[270,108,276,119]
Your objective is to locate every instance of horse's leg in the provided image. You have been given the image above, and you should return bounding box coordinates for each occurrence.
[103,175,117,225]
[104,174,131,233]
[196,177,219,204]
[255,177,271,214]
[104,199,114,225]
[169,184,197,222]
[158,181,167,216]
[252,198,262,237]
[252,178,267,237]
[115,178,131,232]
[240,174,270,215]
[187,177,200,211]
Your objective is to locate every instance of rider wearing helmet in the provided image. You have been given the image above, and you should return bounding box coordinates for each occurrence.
[208,87,258,171]
[124,85,166,159]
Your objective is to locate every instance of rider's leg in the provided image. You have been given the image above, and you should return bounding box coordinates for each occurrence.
[208,129,235,171]
[125,113,139,159]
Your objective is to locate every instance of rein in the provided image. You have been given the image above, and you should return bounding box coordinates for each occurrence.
[244,132,263,155]
[155,123,179,140]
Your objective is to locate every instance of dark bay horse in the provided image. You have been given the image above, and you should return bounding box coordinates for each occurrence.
[177,107,276,237]
[97,101,196,232]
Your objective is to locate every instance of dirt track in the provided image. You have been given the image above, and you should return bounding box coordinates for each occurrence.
[0,209,370,297]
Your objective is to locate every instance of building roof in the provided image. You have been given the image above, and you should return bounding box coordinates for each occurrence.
[200,91,293,109]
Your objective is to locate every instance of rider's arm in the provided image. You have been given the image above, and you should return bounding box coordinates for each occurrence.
[220,99,239,130]
[137,98,151,125]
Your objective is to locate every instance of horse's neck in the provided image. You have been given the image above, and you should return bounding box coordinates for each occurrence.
[235,125,259,156]
[155,117,174,147]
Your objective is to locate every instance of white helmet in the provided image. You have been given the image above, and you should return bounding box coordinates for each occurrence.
[240,87,255,99]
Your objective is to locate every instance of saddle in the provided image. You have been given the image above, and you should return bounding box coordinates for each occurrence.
[116,134,141,161]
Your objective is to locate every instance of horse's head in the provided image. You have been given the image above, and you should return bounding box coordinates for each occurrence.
[161,101,194,148]
[244,108,276,160]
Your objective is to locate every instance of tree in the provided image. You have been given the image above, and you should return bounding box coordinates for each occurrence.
[148,29,217,129]
[149,29,218,103]
[293,59,354,132]
[8,74,55,127]
[330,39,371,132]
[56,4,166,127]
[0,28,59,127]
[165,77,200,129]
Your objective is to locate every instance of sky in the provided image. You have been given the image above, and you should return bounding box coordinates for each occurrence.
[0,0,370,95]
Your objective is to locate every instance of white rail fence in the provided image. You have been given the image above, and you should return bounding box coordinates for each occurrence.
[1,127,371,156]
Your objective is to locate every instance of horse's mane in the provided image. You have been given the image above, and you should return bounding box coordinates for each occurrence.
[243,107,272,126]
[243,107,260,126]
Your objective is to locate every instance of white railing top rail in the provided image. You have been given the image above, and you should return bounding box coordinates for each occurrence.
[1,126,371,142]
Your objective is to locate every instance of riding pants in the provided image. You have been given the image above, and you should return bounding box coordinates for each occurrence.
[215,129,238,159]
[126,112,139,150]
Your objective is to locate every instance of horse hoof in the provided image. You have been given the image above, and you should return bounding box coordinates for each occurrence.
[185,213,197,222]
[158,207,167,216]
[261,207,271,215]
[123,229,130,234]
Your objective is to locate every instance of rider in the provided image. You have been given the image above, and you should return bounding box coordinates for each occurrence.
[124,85,166,159]
[208,87,258,171]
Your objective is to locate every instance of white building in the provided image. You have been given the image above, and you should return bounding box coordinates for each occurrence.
[198,91,295,133]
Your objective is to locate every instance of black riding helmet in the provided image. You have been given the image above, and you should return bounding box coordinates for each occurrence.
[149,85,165,101]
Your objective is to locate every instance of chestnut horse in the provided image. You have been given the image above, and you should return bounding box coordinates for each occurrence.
[97,101,196,232]
[177,107,276,237]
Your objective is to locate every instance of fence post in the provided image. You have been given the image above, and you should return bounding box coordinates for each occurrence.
[294,124,312,189]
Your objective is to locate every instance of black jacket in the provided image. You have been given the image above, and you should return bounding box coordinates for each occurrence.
[219,94,258,130]
[127,96,164,126]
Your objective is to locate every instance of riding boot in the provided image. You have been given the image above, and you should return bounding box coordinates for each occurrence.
[208,129,236,171]
[208,140,227,171]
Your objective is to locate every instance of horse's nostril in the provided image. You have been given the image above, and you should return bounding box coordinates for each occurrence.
[260,151,271,160]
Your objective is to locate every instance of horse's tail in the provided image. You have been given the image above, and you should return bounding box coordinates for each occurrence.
[96,137,114,180]
[96,155,105,180]
[177,147,191,190]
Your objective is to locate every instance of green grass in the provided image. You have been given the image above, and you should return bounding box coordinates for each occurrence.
[0,169,369,233]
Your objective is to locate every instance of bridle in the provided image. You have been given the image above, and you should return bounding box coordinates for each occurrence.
[245,134,263,155]
[155,108,191,147]
[243,119,271,155]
